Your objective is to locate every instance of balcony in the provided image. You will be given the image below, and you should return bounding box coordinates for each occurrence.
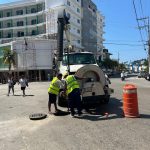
[0,21,46,31]
[0,10,45,21]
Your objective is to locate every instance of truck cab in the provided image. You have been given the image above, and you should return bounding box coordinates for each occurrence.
[59,52,97,74]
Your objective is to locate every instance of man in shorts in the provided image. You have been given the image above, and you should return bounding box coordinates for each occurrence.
[19,75,28,96]
[48,73,63,114]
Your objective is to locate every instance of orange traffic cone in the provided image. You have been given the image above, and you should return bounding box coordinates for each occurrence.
[123,84,139,118]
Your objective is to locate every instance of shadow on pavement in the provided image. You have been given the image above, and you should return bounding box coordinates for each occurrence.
[14,94,34,96]
[77,97,124,121]
[54,109,70,116]
[139,114,150,119]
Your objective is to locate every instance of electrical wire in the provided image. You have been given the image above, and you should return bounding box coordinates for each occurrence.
[132,0,147,50]
[139,0,149,39]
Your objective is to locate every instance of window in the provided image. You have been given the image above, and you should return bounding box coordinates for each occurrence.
[67,0,70,6]
[77,29,80,34]
[0,22,2,28]
[37,4,43,12]
[17,21,24,26]
[7,12,11,17]
[0,13,3,18]
[77,40,80,44]
[0,32,2,38]
[16,10,23,15]
[31,8,37,13]
[32,30,36,35]
[77,0,80,2]
[77,19,80,24]
[17,31,24,37]
[77,8,80,13]
[7,22,11,27]
[62,53,96,65]
[7,33,12,38]
[31,19,36,25]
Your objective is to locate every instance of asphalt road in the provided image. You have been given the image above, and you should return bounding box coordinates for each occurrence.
[0,77,150,150]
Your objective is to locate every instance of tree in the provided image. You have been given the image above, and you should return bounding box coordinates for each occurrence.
[1,47,16,72]
[119,63,126,71]
[101,58,119,70]
[143,59,148,72]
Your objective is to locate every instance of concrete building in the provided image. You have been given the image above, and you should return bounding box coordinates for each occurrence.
[81,0,97,55]
[97,11,105,54]
[0,0,82,51]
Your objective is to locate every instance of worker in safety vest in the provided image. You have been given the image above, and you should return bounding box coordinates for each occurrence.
[48,73,63,114]
[64,74,83,117]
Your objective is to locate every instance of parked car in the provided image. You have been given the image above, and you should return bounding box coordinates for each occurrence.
[137,72,146,78]
[145,73,150,81]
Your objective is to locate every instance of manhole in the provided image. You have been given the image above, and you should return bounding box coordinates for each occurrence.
[29,113,47,120]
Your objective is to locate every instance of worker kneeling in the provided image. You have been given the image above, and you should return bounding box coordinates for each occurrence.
[64,74,82,117]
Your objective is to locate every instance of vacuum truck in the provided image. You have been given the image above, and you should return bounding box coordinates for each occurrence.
[55,10,113,107]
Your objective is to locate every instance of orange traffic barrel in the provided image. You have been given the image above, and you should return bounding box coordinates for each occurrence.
[123,84,139,118]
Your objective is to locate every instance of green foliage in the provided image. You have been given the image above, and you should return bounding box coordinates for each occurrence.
[119,63,126,71]
[101,58,119,69]
[1,47,16,71]
[143,59,148,72]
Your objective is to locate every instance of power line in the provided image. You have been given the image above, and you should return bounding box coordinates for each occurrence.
[139,0,149,38]
[103,42,144,47]
[132,0,146,50]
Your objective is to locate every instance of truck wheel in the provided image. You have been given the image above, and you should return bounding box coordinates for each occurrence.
[103,95,110,104]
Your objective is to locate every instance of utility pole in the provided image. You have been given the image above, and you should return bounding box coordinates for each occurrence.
[136,16,150,74]
[118,51,120,63]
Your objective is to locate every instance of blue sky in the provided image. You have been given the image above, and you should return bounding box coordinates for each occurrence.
[0,0,150,63]
[93,0,150,63]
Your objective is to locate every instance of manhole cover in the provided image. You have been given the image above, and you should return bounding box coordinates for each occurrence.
[29,113,47,120]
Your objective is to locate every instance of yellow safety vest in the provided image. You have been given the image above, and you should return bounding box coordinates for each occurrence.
[48,77,60,95]
[66,75,79,95]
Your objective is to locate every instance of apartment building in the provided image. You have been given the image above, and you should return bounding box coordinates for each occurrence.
[0,0,82,51]
[0,0,45,43]
[81,0,97,55]
[97,11,105,52]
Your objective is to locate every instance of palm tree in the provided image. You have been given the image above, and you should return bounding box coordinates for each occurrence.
[1,47,16,73]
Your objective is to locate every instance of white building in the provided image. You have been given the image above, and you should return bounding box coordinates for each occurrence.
[0,38,57,80]
[0,0,82,51]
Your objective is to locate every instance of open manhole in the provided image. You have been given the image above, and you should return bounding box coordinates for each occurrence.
[29,113,47,120]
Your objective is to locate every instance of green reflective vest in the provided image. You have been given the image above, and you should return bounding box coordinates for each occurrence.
[48,77,60,95]
[66,75,79,95]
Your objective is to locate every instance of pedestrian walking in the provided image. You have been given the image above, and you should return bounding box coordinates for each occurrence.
[18,75,28,96]
[7,76,15,96]
[64,74,83,117]
[121,71,125,81]
[48,73,63,114]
